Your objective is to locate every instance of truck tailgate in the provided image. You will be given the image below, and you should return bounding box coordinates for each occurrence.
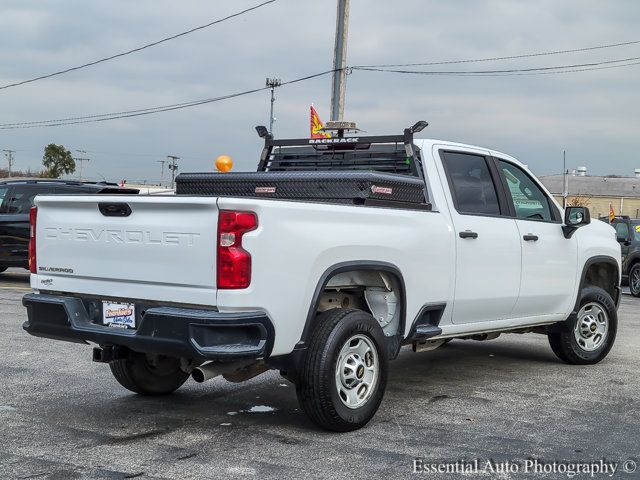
[32,195,218,305]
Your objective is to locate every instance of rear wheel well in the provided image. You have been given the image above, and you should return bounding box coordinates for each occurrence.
[583,261,618,300]
[270,266,406,379]
[316,269,404,340]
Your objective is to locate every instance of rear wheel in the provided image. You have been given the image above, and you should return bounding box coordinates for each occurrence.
[0,267,7,274]
[630,263,640,297]
[548,286,617,365]
[296,309,388,432]
[109,351,189,395]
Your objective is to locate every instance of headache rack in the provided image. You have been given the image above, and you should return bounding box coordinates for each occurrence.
[176,122,431,210]
[257,125,425,179]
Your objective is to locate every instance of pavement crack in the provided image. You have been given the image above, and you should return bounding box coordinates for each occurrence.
[103,428,170,445]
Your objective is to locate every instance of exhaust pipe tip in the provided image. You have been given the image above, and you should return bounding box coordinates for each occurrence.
[191,367,209,383]
[191,359,257,383]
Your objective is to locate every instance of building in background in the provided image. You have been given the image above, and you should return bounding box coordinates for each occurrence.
[539,168,640,219]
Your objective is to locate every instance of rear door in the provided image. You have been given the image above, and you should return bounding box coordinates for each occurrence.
[613,220,632,275]
[0,185,13,263]
[1,185,75,266]
[437,148,521,324]
[0,184,49,266]
[494,158,577,317]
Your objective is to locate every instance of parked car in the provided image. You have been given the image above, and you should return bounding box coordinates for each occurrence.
[0,179,138,272]
[22,124,621,431]
[610,216,640,296]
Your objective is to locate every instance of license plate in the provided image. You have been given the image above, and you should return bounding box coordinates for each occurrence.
[102,301,136,329]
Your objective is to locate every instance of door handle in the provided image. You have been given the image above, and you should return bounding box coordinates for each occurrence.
[523,234,539,241]
[459,230,478,239]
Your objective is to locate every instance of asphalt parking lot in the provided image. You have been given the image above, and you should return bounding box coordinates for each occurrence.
[0,269,638,479]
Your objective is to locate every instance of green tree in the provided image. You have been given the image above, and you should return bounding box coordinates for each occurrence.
[42,144,75,178]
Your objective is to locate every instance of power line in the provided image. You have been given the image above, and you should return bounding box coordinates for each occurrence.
[440,60,640,77]
[0,0,277,91]
[2,54,639,130]
[0,87,270,128]
[351,56,640,76]
[353,39,640,68]
[0,69,337,129]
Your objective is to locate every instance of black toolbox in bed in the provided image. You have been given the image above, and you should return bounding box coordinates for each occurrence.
[176,170,427,205]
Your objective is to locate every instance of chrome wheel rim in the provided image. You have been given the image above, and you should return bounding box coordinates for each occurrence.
[573,302,609,352]
[631,268,640,294]
[335,334,378,409]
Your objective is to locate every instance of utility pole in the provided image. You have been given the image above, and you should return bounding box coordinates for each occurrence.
[167,155,180,189]
[157,159,168,186]
[75,150,90,182]
[265,77,281,134]
[2,149,15,177]
[562,150,568,208]
[330,0,350,121]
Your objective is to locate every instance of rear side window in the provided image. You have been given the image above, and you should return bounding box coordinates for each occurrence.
[615,222,630,240]
[6,187,35,214]
[6,185,58,214]
[441,152,501,215]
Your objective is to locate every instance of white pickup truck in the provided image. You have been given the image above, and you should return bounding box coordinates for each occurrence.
[23,123,621,431]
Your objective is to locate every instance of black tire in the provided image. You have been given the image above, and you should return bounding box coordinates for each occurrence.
[548,286,617,365]
[109,351,189,395]
[0,267,7,273]
[629,263,640,297]
[296,309,388,432]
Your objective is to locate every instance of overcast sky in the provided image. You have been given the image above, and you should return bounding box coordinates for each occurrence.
[1,0,639,183]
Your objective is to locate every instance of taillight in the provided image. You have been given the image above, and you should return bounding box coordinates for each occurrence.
[217,210,257,289]
[29,206,37,274]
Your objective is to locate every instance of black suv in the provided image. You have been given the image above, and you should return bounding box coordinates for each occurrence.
[611,216,640,297]
[0,179,138,272]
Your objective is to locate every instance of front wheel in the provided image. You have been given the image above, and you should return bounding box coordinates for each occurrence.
[109,351,189,395]
[629,263,640,297]
[296,309,388,432]
[548,286,617,365]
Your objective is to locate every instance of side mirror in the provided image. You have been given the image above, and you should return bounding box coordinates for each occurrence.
[562,206,591,239]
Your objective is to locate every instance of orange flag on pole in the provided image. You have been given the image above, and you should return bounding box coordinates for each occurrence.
[609,203,615,223]
[310,105,331,139]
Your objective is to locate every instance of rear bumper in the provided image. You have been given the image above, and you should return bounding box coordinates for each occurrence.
[22,293,274,361]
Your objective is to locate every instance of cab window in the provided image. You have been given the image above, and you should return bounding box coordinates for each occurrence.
[497,160,555,222]
[615,222,630,240]
[441,152,501,216]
